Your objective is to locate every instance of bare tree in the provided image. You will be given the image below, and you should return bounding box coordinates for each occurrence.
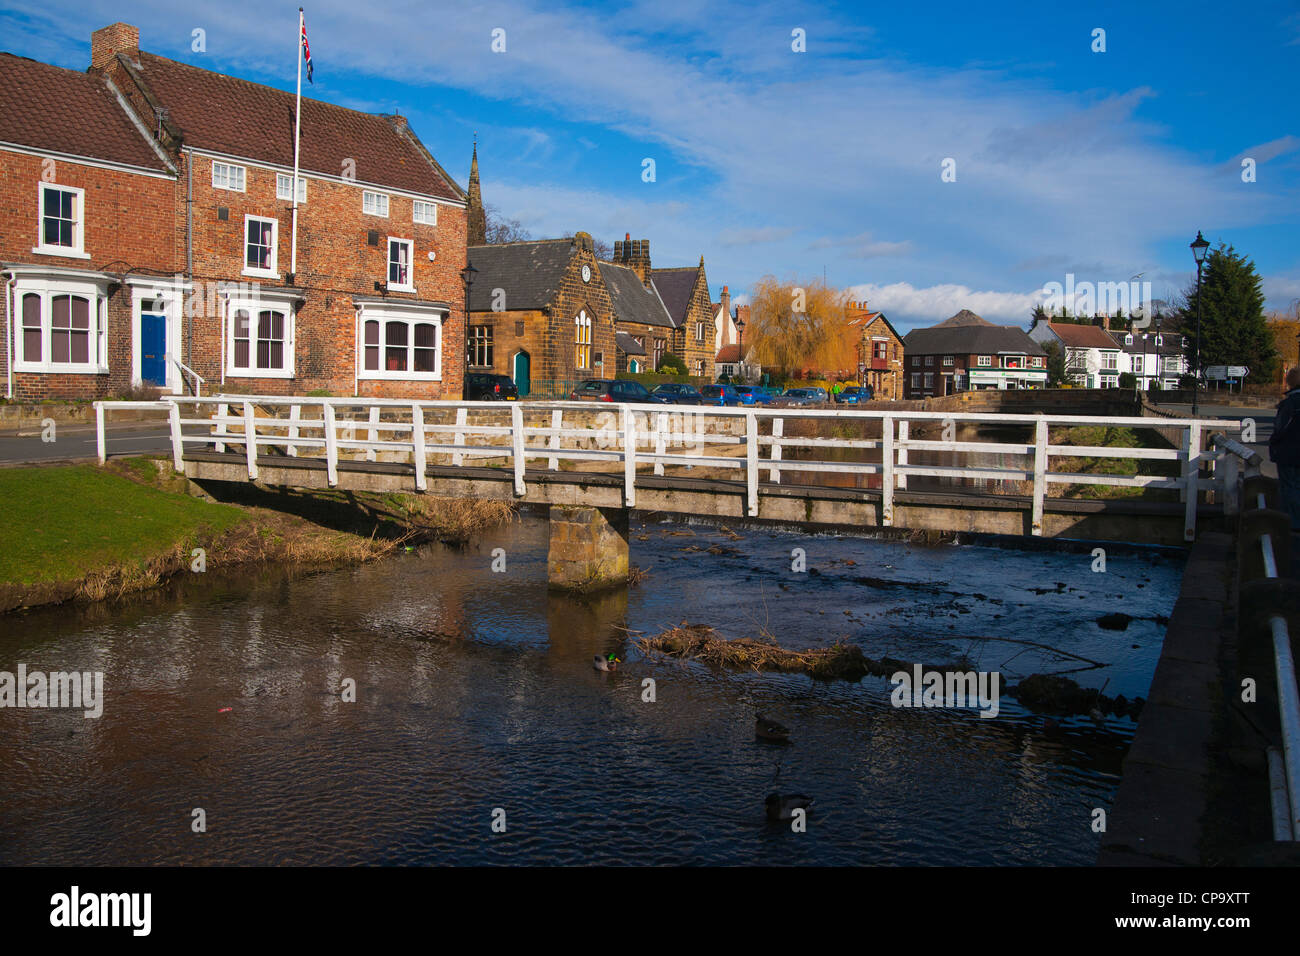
[484,204,532,244]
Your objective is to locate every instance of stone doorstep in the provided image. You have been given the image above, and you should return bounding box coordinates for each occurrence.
[1099,762,1209,865]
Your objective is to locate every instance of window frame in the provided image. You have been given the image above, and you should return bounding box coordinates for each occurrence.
[34,183,88,258]
[412,200,438,226]
[12,276,108,373]
[977,355,992,367]
[242,215,280,279]
[357,307,445,381]
[227,302,293,378]
[467,324,494,368]
[575,311,593,371]
[212,161,247,192]
[363,191,390,218]
[387,237,415,292]
[275,173,307,203]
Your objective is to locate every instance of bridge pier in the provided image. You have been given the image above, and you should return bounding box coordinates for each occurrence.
[547,505,629,591]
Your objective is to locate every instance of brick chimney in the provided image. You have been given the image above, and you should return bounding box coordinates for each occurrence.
[614,232,651,285]
[91,22,139,71]
[720,284,731,321]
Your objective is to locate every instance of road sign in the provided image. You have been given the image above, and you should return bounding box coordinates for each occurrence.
[1205,365,1249,380]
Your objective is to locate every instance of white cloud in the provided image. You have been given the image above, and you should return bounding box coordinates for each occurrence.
[846,281,1045,328]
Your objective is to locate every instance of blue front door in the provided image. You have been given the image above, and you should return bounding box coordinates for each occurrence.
[141,314,166,386]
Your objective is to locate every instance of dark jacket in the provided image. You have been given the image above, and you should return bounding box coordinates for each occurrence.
[1270,389,1300,465]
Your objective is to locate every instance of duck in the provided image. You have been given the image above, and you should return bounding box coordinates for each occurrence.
[755,713,791,742]
[765,793,814,822]
[593,654,620,672]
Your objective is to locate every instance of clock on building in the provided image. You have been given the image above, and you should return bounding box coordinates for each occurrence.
[581,264,591,283]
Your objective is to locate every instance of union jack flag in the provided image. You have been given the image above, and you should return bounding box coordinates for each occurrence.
[301,14,313,84]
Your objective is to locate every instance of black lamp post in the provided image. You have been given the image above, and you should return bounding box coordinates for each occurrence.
[460,262,478,376]
[1190,230,1209,416]
[734,314,746,383]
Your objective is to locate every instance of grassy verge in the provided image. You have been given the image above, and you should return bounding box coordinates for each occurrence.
[0,459,514,613]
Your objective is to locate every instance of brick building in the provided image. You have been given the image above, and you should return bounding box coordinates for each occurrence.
[601,258,675,374]
[465,233,616,396]
[1,50,179,401]
[845,300,905,400]
[902,309,1047,397]
[6,22,469,402]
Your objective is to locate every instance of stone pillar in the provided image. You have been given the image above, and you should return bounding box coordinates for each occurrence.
[548,506,629,590]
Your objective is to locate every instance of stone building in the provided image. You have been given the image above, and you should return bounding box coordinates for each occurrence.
[465,233,616,396]
[607,236,715,378]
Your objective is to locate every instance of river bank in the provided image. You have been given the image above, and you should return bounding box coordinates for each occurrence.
[0,457,515,614]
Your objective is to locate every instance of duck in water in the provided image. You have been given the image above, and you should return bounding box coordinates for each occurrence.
[755,713,791,742]
[593,654,620,672]
[765,793,814,822]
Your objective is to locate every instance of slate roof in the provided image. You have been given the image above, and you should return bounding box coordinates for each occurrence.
[649,267,698,327]
[601,262,675,330]
[1115,331,1186,355]
[124,52,460,199]
[0,52,170,172]
[467,240,575,311]
[616,331,646,356]
[905,312,1045,356]
[1045,322,1121,350]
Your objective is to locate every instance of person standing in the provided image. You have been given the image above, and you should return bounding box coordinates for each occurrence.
[1269,366,1300,529]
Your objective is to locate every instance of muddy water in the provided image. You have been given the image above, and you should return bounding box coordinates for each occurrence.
[0,515,1182,865]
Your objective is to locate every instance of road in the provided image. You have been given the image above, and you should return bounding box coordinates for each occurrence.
[1154,401,1278,477]
[0,423,173,465]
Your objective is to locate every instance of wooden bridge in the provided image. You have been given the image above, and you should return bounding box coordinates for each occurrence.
[96,396,1247,587]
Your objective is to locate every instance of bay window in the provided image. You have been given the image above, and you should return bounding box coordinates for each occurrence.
[11,273,108,373]
[358,306,444,380]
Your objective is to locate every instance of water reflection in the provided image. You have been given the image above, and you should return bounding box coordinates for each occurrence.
[0,514,1179,865]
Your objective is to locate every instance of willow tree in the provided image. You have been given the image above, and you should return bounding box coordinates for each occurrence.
[746,276,852,375]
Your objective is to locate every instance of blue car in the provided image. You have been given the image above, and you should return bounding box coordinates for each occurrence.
[651,383,704,405]
[731,385,762,406]
[699,384,744,406]
[834,385,874,404]
[744,385,780,405]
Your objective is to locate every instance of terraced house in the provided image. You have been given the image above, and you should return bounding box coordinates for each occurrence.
[0,50,178,401]
[8,22,471,402]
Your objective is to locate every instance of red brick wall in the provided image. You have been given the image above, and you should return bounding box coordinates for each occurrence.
[180,151,467,399]
[0,148,178,399]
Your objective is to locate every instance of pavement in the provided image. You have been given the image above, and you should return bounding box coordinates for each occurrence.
[1154,401,1278,478]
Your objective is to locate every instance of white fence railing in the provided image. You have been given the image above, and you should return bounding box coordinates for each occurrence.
[94,396,1244,540]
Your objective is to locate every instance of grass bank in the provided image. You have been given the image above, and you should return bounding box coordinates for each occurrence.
[0,458,514,613]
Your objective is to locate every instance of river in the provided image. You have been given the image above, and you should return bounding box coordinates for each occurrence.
[0,513,1183,865]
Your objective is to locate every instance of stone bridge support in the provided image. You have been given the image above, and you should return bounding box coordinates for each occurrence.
[547,505,629,591]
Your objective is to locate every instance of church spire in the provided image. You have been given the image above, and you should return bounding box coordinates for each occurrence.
[467,135,486,246]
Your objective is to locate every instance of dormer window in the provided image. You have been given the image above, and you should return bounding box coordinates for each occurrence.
[1156,335,1163,346]
[1125,334,1132,345]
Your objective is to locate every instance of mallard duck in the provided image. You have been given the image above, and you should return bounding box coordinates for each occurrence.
[755,713,790,741]
[593,654,620,672]
[765,793,814,822]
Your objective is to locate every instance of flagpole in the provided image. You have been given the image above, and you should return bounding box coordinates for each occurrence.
[290,7,303,280]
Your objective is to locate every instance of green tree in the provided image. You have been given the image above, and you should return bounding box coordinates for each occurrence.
[1043,340,1068,386]
[1182,243,1276,381]
[658,351,687,374]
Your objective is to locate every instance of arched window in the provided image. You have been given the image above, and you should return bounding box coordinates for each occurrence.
[575,311,592,370]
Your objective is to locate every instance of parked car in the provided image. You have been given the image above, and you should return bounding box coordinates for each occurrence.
[777,387,825,407]
[651,383,704,405]
[569,379,670,403]
[834,385,873,404]
[731,385,762,406]
[464,372,519,401]
[699,384,745,406]
[752,386,783,404]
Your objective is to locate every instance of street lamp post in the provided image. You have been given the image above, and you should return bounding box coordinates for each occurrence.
[460,262,478,392]
[1190,230,1209,416]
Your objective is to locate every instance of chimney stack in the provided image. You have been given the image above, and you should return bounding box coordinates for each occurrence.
[91,22,139,71]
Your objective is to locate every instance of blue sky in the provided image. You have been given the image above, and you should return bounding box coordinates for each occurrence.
[3,0,1298,329]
